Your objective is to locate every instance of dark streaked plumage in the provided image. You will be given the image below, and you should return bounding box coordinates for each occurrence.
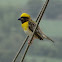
[28,20,43,40]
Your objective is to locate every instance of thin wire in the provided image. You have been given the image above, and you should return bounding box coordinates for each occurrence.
[12,0,45,61]
[12,36,29,62]
[20,0,49,62]
[36,0,48,22]
[12,4,43,61]
[12,4,43,62]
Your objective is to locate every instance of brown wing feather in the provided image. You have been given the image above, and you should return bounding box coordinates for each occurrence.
[28,20,43,40]
[28,20,54,43]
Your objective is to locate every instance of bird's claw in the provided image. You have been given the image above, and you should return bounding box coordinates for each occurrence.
[28,40,32,45]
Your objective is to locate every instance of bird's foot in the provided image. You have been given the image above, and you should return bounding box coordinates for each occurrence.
[28,40,33,45]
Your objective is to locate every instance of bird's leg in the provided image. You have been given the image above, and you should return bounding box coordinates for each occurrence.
[28,37,34,45]
[28,40,33,45]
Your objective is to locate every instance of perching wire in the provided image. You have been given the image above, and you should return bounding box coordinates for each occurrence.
[20,0,49,62]
[12,0,49,62]
[12,36,29,62]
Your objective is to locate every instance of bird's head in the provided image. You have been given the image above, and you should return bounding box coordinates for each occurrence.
[18,13,31,24]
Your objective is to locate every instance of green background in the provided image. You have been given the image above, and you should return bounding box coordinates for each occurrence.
[0,0,62,62]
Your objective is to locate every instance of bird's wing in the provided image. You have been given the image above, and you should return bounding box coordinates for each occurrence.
[28,20,54,43]
[28,20,43,40]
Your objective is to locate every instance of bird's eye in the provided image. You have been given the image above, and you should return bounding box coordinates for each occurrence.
[21,18,24,21]
[26,17,29,19]
[21,17,29,19]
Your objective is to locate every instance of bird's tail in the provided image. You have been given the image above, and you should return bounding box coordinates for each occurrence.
[43,34,54,43]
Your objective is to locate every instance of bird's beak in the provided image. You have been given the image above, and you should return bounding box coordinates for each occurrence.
[18,17,21,20]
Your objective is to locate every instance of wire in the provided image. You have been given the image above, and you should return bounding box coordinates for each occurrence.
[20,0,49,62]
[12,36,29,62]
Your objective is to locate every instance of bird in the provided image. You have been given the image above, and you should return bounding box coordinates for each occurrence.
[18,13,54,45]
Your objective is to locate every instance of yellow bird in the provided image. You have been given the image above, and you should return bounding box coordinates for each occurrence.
[18,13,54,45]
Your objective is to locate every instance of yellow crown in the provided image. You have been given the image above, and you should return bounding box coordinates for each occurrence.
[20,13,30,18]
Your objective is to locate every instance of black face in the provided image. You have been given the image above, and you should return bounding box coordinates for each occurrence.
[18,17,29,24]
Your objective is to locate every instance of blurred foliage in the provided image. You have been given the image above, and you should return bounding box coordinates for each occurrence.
[0,0,62,62]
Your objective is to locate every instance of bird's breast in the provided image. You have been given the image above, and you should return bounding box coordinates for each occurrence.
[21,21,28,31]
[21,21,32,36]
